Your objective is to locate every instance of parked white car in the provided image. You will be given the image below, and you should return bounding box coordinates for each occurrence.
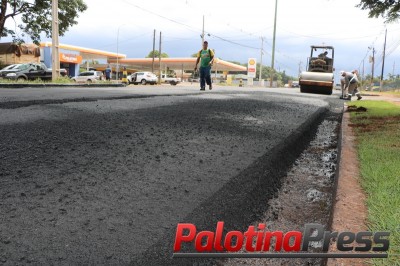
[128,72,157,85]
[160,73,181,85]
[72,71,103,83]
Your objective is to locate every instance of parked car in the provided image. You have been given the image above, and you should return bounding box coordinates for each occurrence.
[128,72,157,85]
[0,64,29,80]
[0,64,22,77]
[71,71,103,83]
[291,81,299,88]
[1,63,67,81]
[160,73,181,85]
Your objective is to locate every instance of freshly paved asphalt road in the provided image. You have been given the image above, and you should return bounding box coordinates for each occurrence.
[0,84,342,265]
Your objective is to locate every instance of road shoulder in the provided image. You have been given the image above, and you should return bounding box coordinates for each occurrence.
[327,106,368,266]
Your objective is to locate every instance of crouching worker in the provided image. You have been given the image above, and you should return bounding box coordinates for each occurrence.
[340,70,362,100]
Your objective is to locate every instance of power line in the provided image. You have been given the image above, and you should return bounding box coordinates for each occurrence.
[114,0,296,73]
[95,32,152,49]
[208,34,260,50]
[278,25,387,41]
[373,29,400,68]
[119,0,200,33]
[184,0,273,38]
[119,0,264,51]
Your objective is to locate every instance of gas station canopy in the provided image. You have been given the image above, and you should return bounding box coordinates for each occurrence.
[39,42,246,73]
[108,57,247,72]
[40,42,126,61]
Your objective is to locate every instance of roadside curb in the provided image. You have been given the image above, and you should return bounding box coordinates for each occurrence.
[0,83,126,89]
[326,103,368,266]
[327,103,345,233]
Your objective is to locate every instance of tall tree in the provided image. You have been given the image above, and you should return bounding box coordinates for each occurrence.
[146,50,169,58]
[357,0,400,22]
[0,0,87,44]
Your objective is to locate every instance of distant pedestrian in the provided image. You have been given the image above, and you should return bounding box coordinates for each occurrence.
[105,65,112,81]
[340,70,362,100]
[194,41,214,91]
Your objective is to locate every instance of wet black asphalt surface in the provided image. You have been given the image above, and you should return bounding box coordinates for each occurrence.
[0,86,343,265]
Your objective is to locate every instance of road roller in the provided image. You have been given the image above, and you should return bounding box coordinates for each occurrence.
[299,45,334,95]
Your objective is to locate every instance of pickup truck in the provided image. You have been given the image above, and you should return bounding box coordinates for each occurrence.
[0,63,67,81]
[160,74,181,85]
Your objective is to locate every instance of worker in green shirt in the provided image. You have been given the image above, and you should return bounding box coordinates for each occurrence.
[194,41,214,91]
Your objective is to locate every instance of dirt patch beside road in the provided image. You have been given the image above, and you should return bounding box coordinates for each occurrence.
[327,111,368,266]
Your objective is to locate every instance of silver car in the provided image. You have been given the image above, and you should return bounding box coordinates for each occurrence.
[72,71,103,83]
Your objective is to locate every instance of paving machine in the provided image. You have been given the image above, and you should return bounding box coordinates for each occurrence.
[299,45,334,95]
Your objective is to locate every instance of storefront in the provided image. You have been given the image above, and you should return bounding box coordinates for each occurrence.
[59,53,82,77]
[40,42,126,77]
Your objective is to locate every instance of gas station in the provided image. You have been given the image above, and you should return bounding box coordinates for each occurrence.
[39,42,246,80]
[40,42,126,77]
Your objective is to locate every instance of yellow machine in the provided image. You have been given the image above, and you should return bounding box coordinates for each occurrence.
[299,45,334,95]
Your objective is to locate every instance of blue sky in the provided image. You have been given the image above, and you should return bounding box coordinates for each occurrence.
[4,0,400,78]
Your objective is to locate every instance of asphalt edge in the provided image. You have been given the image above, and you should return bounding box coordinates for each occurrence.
[132,104,331,265]
[0,93,206,109]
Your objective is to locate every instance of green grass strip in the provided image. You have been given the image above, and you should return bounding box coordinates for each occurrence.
[350,101,400,265]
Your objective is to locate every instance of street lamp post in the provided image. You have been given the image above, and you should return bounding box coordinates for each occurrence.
[116,24,126,81]
[259,37,264,82]
[380,28,387,92]
[270,0,278,87]
[368,46,375,88]
[116,27,121,80]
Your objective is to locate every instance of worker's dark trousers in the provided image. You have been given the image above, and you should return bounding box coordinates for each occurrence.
[200,66,211,88]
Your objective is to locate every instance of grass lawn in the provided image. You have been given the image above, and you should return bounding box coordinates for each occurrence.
[349,101,400,265]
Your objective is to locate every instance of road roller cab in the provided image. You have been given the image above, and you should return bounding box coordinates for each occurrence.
[299,45,335,95]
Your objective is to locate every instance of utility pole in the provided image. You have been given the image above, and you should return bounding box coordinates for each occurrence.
[116,31,119,80]
[298,61,302,77]
[152,29,156,74]
[51,0,60,81]
[158,31,162,84]
[270,0,278,87]
[116,24,127,80]
[201,15,205,46]
[259,37,264,81]
[116,25,125,81]
[362,59,365,81]
[370,47,375,87]
[380,28,387,91]
[393,61,396,79]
